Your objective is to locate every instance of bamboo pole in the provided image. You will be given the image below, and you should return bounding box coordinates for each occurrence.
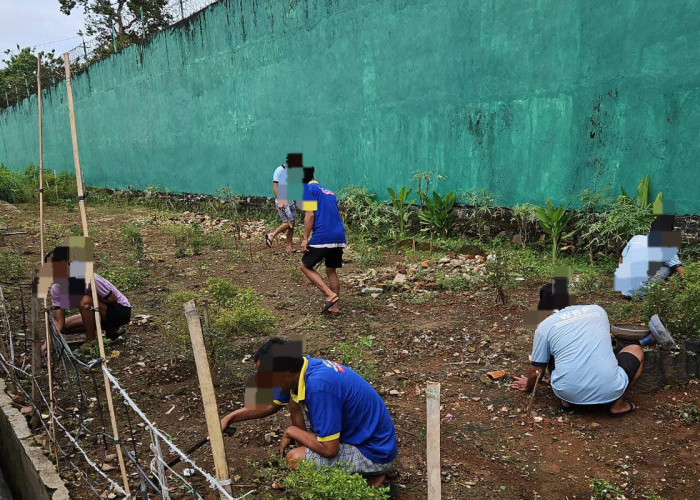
[63,52,131,495]
[426,382,441,500]
[37,54,60,465]
[184,300,232,499]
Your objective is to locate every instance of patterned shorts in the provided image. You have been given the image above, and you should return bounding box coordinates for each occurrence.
[305,443,395,475]
[276,202,296,223]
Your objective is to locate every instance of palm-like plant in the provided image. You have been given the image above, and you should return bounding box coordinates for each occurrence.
[535,199,577,262]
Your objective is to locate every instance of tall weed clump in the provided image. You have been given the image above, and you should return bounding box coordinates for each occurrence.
[0,165,77,205]
[641,262,700,339]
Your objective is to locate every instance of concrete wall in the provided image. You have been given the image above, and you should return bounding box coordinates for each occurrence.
[1,0,699,212]
[0,380,69,500]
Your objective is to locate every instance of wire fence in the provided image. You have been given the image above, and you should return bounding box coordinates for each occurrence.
[1,0,221,110]
[0,283,249,499]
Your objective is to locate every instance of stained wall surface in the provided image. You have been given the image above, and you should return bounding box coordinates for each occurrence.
[1,0,699,212]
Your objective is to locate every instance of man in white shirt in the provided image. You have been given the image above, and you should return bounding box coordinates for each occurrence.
[266,163,297,252]
[511,284,644,417]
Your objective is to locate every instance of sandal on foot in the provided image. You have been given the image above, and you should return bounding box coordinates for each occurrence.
[609,400,638,418]
[321,296,339,314]
[265,234,273,248]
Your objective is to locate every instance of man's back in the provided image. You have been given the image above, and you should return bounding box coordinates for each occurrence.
[532,305,628,404]
[304,182,346,246]
[302,357,397,463]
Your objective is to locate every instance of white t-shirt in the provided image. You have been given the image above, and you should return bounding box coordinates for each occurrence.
[273,165,287,202]
[531,305,628,405]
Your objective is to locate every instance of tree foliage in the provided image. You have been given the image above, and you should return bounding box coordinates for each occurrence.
[0,47,63,109]
[58,1,172,54]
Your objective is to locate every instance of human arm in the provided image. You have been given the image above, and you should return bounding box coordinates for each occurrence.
[279,426,340,459]
[220,403,281,431]
[301,211,314,252]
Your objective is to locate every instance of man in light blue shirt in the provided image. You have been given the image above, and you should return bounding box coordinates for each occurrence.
[511,284,644,417]
[615,234,684,297]
[266,163,297,252]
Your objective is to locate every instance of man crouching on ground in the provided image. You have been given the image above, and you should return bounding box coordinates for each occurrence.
[510,283,644,417]
[254,339,397,488]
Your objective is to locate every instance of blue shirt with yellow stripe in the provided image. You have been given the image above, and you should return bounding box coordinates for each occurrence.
[279,356,397,463]
[302,181,346,246]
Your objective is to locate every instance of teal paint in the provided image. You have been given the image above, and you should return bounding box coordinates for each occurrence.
[1,0,699,213]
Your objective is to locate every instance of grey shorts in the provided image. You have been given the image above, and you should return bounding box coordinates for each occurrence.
[305,443,395,475]
[276,202,296,224]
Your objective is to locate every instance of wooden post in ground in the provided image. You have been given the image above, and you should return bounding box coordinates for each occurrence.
[36,56,59,463]
[426,382,441,500]
[201,300,219,387]
[184,300,232,498]
[29,272,41,426]
[63,52,131,496]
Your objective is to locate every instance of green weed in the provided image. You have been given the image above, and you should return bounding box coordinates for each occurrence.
[337,334,379,382]
[641,261,700,338]
[0,250,27,281]
[99,256,144,292]
[590,478,625,500]
[283,459,389,499]
[120,223,145,260]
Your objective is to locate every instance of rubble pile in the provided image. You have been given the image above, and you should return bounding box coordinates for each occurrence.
[160,212,267,238]
[345,253,496,296]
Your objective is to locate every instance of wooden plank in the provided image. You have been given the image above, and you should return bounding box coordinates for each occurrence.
[426,382,441,500]
[184,299,232,498]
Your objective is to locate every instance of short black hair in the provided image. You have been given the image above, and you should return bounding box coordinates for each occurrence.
[45,246,69,263]
[302,167,315,184]
[253,337,286,363]
[538,283,555,311]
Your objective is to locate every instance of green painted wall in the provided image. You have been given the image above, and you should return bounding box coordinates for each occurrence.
[1,0,700,213]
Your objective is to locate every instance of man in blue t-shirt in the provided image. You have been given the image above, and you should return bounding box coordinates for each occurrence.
[299,171,346,314]
[510,284,644,417]
[253,339,397,489]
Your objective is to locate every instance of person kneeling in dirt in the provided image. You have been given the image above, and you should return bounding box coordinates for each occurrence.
[249,338,397,489]
[510,283,644,417]
[47,248,132,346]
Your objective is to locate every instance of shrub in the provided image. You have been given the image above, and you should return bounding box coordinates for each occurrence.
[386,186,414,239]
[510,203,539,246]
[641,262,700,338]
[418,191,456,237]
[0,165,77,205]
[462,187,500,241]
[120,223,144,260]
[337,186,392,235]
[535,199,576,262]
[576,196,654,259]
[283,460,390,499]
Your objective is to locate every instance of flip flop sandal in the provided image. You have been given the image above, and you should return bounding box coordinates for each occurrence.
[321,296,339,314]
[610,323,650,341]
[265,234,273,248]
[609,400,638,418]
[648,315,677,350]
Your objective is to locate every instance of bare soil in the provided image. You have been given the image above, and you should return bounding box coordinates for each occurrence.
[1,202,699,499]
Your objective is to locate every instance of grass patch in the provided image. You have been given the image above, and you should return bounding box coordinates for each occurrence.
[336,334,379,382]
[0,249,27,281]
[283,460,390,499]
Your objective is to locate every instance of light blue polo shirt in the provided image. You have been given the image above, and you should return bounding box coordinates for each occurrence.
[615,234,681,296]
[531,305,628,405]
[291,356,397,463]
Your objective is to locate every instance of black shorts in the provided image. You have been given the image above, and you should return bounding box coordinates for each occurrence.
[616,351,641,382]
[301,247,343,270]
[102,303,131,333]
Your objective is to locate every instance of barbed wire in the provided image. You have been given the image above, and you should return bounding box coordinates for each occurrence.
[0,285,251,499]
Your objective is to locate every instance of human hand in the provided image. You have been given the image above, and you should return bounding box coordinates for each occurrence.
[220,416,230,432]
[509,375,528,392]
[279,430,292,458]
[300,239,308,252]
[278,201,285,209]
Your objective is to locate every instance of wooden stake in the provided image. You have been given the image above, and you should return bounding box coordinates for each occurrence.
[184,300,232,498]
[526,369,543,420]
[201,300,219,387]
[37,54,45,259]
[63,54,89,236]
[426,382,441,500]
[63,52,131,495]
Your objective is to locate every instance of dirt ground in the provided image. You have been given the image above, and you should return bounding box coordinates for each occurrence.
[2,201,699,499]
